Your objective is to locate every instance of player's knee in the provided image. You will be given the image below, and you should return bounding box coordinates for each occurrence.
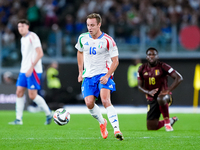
[147,125,157,130]
[101,99,111,108]
[163,95,170,103]
[29,93,37,100]
[85,101,94,109]
[147,120,158,130]
[16,90,24,97]
[84,96,96,109]
[157,95,168,105]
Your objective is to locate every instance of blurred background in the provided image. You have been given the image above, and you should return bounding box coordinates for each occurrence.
[0,0,200,110]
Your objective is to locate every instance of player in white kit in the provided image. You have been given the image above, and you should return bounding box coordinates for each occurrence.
[9,19,52,125]
[75,13,124,140]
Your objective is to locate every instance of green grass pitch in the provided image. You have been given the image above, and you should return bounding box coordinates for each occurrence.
[0,111,200,150]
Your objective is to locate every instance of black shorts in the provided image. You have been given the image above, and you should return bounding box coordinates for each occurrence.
[147,95,173,120]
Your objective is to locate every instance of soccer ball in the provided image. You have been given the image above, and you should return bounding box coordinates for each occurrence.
[53,108,70,126]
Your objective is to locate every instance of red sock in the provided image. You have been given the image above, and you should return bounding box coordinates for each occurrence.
[157,120,165,130]
[159,103,170,124]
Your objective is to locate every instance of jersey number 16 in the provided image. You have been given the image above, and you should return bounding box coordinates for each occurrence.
[89,47,96,55]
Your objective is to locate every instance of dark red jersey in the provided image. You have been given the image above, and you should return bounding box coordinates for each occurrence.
[137,61,175,100]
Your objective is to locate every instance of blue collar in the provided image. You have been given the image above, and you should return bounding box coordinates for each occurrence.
[89,32,104,39]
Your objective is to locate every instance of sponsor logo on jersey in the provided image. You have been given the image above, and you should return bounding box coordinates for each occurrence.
[155,69,160,75]
[84,42,89,45]
[144,72,148,75]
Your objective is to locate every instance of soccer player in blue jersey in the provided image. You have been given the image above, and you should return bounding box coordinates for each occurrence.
[75,13,123,140]
[137,47,183,131]
[9,19,52,125]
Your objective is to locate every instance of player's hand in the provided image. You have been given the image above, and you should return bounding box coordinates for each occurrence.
[100,76,108,85]
[78,74,83,82]
[26,67,33,77]
[148,88,158,96]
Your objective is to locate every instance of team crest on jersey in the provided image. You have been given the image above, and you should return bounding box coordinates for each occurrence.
[144,72,148,75]
[98,42,103,48]
[155,69,160,75]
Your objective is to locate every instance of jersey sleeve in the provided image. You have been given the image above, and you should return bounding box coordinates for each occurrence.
[137,65,144,80]
[75,34,84,52]
[104,34,118,58]
[30,33,42,49]
[162,63,175,75]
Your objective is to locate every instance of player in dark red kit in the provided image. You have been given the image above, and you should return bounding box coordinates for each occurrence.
[137,47,183,131]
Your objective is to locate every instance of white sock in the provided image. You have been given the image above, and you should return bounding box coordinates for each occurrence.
[16,95,25,120]
[89,104,105,124]
[106,105,120,132]
[33,95,51,116]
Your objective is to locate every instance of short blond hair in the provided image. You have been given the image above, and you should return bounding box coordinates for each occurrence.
[87,13,102,24]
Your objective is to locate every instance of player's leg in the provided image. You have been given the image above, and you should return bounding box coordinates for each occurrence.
[147,119,160,130]
[85,95,105,124]
[100,88,123,140]
[28,89,52,124]
[165,96,178,127]
[85,96,108,139]
[16,86,26,120]
[9,73,27,125]
[28,73,52,124]
[82,77,107,139]
[157,95,173,131]
[147,100,163,130]
[8,86,26,125]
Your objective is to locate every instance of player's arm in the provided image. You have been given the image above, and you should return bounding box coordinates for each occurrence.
[100,56,119,85]
[137,66,158,96]
[170,71,183,91]
[26,47,44,77]
[159,71,183,95]
[106,56,119,78]
[100,35,119,84]
[33,47,44,66]
[137,79,158,96]
[77,50,84,82]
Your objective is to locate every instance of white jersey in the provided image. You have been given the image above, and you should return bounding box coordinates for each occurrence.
[20,32,43,73]
[75,32,119,78]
